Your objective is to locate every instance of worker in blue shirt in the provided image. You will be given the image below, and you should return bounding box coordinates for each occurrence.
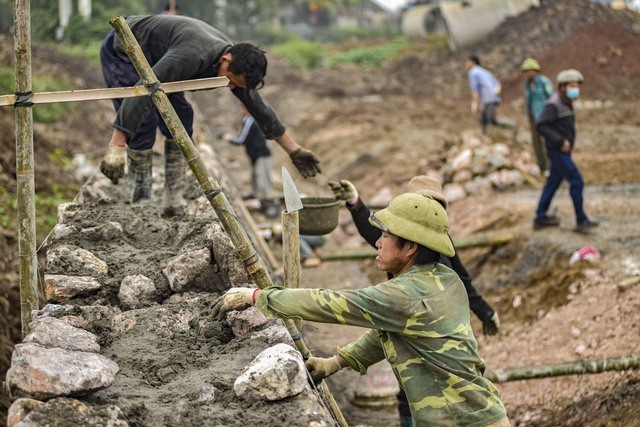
[466,55,516,134]
[522,58,555,175]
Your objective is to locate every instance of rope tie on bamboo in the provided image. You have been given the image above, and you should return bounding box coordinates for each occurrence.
[242,252,259,269]
[13,91,34,108]
[204,187,238,218]
[145,81,163,97]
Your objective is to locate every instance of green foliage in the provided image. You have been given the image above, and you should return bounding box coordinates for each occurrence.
[323,37,410,68]
[272,38,324,71]
[54,41,103,66]
[312,23,402,43]
[0,67,73,123]
[0,184,77,238]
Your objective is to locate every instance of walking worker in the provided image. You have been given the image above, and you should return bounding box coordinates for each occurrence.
[534,69,599,231]
[224,107,280,218]
[98,15,321,216]
[213,193,510,427]
[330,176,500,426]
[466,54,516,134]
[522,58,555,175]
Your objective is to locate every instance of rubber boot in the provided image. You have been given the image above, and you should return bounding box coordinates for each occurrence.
[163,139,186,217]
[127,148,153,206]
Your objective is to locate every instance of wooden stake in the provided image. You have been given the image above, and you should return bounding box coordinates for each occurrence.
[485,354,640,383]
[110,17,347,426]
[282,211,301,290]
[14,0,40,337]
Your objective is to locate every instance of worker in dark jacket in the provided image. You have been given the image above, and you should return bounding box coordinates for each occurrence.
[533,69,598,231]
[98,15,320,215]
[329,175,499,427]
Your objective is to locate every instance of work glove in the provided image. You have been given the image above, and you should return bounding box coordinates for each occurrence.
[212,287,256,321]
[289,148,321,178]
[99,144,126,184]
[482,311,500,336]
[328,180,359,205]
[305,355,343,384]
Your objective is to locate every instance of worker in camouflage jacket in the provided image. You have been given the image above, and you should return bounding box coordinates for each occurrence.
[214,193,509,426]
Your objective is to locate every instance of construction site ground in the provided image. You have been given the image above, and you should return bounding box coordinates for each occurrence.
[1,1,640,425]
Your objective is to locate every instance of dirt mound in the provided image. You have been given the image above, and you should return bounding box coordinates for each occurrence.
[374,0,640,101]
[502,19,640,101]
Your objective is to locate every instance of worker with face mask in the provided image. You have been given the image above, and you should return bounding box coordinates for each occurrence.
[533,69,599,231]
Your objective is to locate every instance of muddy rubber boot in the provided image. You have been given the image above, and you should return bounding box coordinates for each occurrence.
[127,148,153,206]
[163,139,186,217]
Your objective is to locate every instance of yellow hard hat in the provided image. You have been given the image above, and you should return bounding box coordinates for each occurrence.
[521,58,541,72]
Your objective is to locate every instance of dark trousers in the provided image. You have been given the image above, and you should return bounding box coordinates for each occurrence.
[536,153,587,223]
[100,31,193,150]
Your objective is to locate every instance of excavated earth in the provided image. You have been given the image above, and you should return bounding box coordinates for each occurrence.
[2,1,640,425]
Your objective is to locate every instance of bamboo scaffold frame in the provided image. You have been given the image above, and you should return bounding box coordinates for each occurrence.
[109,16,348,427]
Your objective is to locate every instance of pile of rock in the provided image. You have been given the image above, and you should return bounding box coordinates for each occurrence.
[434,130,539,204]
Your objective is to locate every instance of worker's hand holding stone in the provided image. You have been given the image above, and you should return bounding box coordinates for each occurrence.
[305,355,343,384]
[290,148,321,178]
[328,180,359,205]
[212,287,256,321]
[482,311,500,336]
[99,144,126,185]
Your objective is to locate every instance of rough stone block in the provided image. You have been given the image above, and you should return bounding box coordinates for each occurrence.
[46,245,108,276]
[44,274,102,302]
[118,274,157,310]
[7,343,119,400]
[24,316,100,353]
[234,343,307,404]
[162,248,211,292]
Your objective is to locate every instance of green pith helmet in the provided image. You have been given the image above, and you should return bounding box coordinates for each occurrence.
[521,58,540,72]
[369,193,455,257]
[556,69,584,85]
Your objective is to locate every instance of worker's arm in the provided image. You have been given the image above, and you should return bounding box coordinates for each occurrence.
[442,250,499,335]
[227,116,253,145]
[254,284,410,333]
[348,198,382,248]
[536,103,565,152]
[470,91,479,113]
[231,87,320,177]
[337,330,386,374]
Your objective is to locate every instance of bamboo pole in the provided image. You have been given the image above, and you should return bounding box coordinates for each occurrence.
[0,77,229,107]
[190,103,280,271]
[319,232,516,261]
[484,355,640,383]
[110,17,347,427]
[14,0,39,337]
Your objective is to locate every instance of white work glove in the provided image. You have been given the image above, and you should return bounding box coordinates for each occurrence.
[470,101,479,114]
[212,287,256,321]
[482,312,500,336]
[99,144,126,184]
[305,355,343,384]
[328,180,359,205]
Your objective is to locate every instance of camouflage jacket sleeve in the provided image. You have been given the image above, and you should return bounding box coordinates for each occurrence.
[254,283,412,333]
[338,330,386,374]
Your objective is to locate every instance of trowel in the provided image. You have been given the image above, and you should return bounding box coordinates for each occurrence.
[281,166,303,291]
